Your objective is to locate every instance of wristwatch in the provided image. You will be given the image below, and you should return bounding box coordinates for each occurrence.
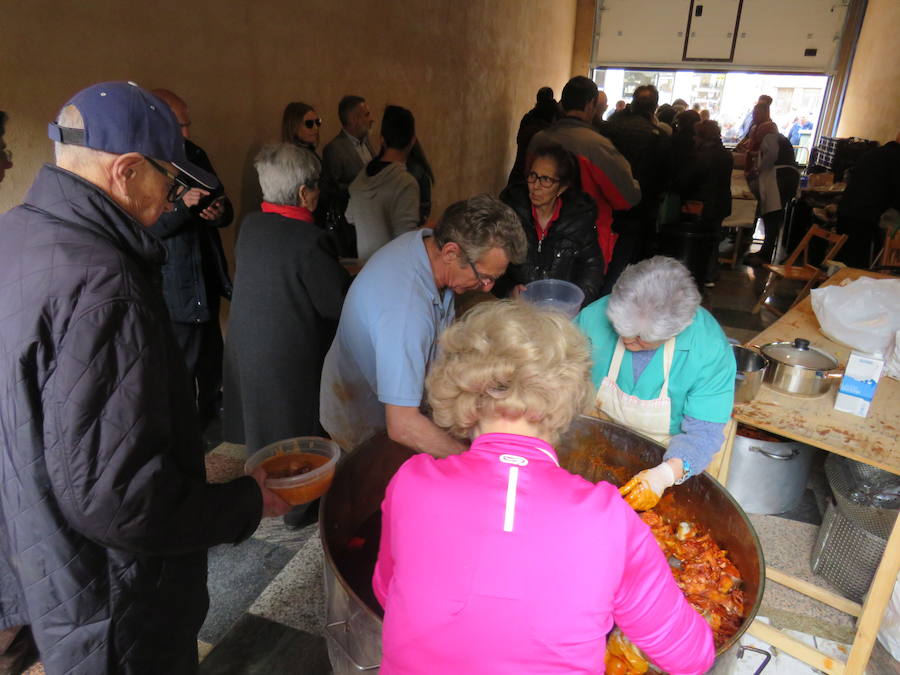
[673,458,692,485]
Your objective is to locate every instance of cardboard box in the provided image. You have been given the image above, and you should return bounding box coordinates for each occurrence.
[834,351,885,417]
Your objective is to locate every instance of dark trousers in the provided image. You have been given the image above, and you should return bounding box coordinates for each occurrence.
[171,315,224,420]
[759,168,801,262]
[704,219,724,283]
[836,218,879,269]
[759,209,786,261]
[601,215,656,296]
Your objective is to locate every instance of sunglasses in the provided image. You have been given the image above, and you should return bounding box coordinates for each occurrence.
[303,118,323,129]
[143,155,191,203]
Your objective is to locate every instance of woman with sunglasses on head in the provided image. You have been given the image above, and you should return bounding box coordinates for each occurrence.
[496,142,604,306]
[281,101,323,163]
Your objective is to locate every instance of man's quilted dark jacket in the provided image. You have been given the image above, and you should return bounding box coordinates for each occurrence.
[0,166,262,674]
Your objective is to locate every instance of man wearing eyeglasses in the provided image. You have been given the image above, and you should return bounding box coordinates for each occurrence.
[0,82,288,675]
[148,89,233,431]
[320,195,528,458]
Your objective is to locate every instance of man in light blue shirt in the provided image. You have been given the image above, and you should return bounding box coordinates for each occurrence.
[320,195,527,456]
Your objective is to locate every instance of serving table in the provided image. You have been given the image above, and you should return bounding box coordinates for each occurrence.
[715,267,898,674]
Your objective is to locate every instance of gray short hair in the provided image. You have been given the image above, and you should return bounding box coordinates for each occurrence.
[432,193,527,265]
[54,105,112,170]
[254,143,320,206]
[606,256,701,342]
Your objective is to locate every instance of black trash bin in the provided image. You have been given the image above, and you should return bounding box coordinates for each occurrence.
[657,221,719,287]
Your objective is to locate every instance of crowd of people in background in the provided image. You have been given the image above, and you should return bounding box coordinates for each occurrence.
[0,72,893,674]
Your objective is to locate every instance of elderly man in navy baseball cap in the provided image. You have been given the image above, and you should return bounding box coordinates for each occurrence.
[46,80,217,226]
[0,81,288,674]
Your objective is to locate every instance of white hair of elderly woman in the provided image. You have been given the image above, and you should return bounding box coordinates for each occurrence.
[606,256,701,342]
[254,143,320,206]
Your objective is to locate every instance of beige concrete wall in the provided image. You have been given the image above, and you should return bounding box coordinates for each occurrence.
[1,0,577,261]
[571,0,595,78]
[836,0,900,144]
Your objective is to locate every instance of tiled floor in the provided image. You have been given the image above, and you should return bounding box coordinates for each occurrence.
[20,258,900,675]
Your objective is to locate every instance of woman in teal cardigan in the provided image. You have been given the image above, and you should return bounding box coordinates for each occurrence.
[574,256,735,510]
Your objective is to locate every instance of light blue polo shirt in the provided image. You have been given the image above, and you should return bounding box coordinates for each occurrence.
[574,296,735,435]
[320,230,454,450]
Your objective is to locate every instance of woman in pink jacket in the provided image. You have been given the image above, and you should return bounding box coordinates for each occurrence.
[373,300,715,674]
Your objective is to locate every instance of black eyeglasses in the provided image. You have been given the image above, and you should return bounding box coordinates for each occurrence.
[303,118,323,129]
[143,156,190,203]
[525,171,561,188]
[466,259,499,287]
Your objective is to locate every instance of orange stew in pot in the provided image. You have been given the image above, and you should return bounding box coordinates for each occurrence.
[605,511,744,674]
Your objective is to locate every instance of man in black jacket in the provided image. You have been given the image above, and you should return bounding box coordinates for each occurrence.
[150,89,232,427]
[0,81,288,675]
[600,84,671,294]
[836,134,900,268]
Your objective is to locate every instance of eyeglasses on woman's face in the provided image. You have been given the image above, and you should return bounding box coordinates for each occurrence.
[142,155,191,203]
[525,171,561,189]
[303,118,323,129]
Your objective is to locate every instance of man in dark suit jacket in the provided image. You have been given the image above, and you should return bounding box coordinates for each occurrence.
[320,95,375,257]
[322,96,375,210]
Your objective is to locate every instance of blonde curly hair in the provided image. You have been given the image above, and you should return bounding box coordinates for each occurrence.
[426,300,593,444]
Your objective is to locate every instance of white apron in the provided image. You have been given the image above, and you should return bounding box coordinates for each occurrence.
[594,337,676,446]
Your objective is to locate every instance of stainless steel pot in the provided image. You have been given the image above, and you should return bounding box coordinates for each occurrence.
[725,426,817,514]
[759,338,843,397]
[734,346,768,404]
[320,416,765,673]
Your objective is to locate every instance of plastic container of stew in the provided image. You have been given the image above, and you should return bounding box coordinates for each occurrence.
[244,437,341,505]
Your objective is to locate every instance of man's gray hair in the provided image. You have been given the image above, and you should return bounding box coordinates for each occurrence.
[433,193,527,265]
[606,256,701,342]
[254,143,320,206]
[54,105,111,169]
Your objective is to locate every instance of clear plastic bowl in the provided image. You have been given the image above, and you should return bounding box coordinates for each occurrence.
[520,279,585,319]
[244,436,341,505]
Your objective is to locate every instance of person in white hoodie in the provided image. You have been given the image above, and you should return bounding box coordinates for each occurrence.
[346,105,420,260]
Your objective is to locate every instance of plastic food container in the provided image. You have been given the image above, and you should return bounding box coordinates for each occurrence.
[244,437,341,505]
[520,279,585,319]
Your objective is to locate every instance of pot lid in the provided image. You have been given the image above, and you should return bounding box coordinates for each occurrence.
[760,338,838,370]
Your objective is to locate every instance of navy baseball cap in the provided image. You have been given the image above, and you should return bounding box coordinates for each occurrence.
[47,81,217,189]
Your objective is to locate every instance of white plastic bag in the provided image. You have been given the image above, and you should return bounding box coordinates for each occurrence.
[887,330,900,381]
[811,278,900,356]
[877,572,900,660]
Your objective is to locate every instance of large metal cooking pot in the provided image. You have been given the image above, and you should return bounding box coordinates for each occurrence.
[759,338,843,397]
[725,426,817,514]
[320,416,765,673]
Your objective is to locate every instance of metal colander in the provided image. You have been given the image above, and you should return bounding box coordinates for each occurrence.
[811,501,886,604]
[825,455,899,539]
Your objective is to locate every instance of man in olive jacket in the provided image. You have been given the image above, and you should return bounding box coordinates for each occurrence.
[0,82,288,675]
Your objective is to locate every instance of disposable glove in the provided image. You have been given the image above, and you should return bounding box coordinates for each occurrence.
[619,461,676,511]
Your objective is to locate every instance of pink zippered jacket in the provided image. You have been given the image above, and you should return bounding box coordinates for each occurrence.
[373,433,715,674]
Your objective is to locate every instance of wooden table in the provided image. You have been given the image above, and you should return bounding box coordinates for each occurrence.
[717,267,899,674]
